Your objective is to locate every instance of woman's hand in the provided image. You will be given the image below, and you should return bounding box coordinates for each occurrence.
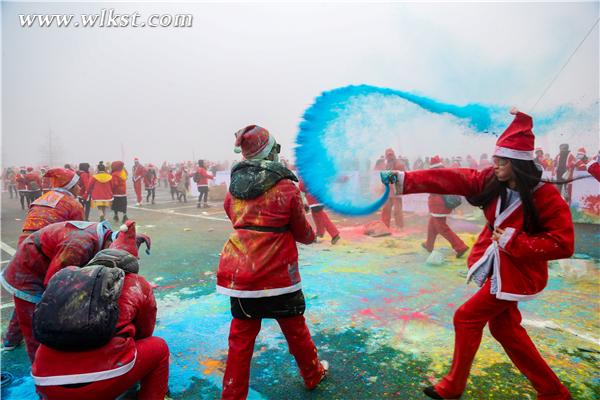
[492,227,505,241]
[380,171,398,185]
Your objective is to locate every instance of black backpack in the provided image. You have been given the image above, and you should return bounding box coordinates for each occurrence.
[443,195,463,210]
[33,265,124,351]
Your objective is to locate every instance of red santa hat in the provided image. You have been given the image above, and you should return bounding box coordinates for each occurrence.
[493,109,535,160]
[44,168,80,190]
[577,147,586,156]
[233,125,276,160]
[27,167,34,172]
[109,220,151,258]
[429,155,444,168]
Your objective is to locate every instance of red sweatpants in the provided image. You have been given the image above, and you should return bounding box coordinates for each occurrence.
[14,296,38,362]
[311,209,339,238]
[134,179,143,203]
[222,315,325,400]
[37,336,170,400]
[435,280,571,399]
[424,216,468,253]
[381,196,403,228]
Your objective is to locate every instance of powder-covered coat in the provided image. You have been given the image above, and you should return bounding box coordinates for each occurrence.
[395,167,574,301]
[21,190,84,234]
[1,221,112,304]
[217,161,315,298]
[32,272,157,386]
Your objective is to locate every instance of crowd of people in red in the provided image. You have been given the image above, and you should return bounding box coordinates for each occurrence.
[0,111,598,399]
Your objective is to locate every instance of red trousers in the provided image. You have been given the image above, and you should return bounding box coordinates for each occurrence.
[14,296,38,362]
[37,336,169,400]
[222,315,325,400]
[311,209,339,238]
[435,280,571,399]
[134,179,143,203]
[424,216,468,253]
[381,196,403,228]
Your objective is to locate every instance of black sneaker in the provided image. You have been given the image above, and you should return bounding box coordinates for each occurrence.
[423,386,444,399]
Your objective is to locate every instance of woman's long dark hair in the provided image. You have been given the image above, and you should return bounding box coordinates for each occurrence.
[467,159,548,233]
[467,158,594,233]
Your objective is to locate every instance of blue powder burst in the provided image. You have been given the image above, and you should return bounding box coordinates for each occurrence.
[294,85,500,216]
[294,84,595,216]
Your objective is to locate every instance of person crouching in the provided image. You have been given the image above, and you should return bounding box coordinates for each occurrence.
[217,125,328,399]
[32,248,169,400]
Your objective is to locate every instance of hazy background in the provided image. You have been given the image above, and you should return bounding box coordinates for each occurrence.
[2,1,599,167]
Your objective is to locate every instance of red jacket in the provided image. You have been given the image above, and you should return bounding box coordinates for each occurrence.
[428,193,451,216]
[144,173,157,189]
[32,273,156,386]
[25,172,42,191]
[168,171,176,187]
[111,171,127,196]
[0,221,113,303]
[587,160,600,181]
[16,173,27,190]
[397,167,574,301]
[132,164,146,183]
[217,179,315,297]
[77,171,91,199]
[22,190,84,233]
[194,167,214,186]
[88,172,113,201]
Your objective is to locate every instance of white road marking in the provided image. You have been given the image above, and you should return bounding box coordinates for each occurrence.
[523,318,600,346]
[0,242,16,256]
[1,302,14,310]
[130,206,229,222]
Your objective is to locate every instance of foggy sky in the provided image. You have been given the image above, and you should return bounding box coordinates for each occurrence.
[2,1,599,167]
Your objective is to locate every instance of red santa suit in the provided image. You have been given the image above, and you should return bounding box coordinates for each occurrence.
[32,246,164,400]
[143,170,157,189]
[574,148,588,171]
[421,156,468,255]
[218,125,326,399]
[0,220,150,362]
[88,171,113,208]
[377,148,405,228]
[19,168,83,244]
[111,161,128,216]
[585,160,600,181]
[1,221,113,362]
[387,111,573,400]
[4,168,83,349]
[298,180,340,242]
[132,160,146,205]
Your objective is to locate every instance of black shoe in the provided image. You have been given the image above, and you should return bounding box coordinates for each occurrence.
[197,203,202,208]
[423,386,444,399]
[331,235,340,245]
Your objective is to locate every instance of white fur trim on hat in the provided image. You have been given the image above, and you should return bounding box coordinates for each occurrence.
[63,173,80,190]
[493,146,534,161]
[429,162,444,169]
[119,224,129,232]
[248,134,276,160]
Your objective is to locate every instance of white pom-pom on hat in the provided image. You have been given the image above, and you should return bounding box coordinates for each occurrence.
[119,224,129,232]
